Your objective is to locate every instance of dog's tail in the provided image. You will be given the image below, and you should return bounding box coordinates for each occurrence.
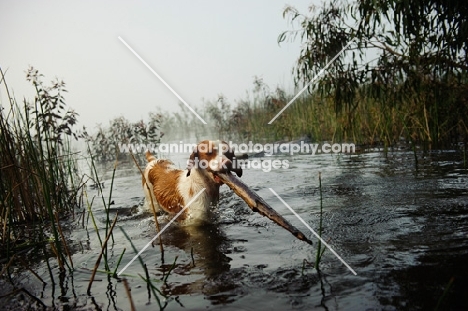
[145,150,157,162]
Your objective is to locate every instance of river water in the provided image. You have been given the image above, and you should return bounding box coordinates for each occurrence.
[4,147,468,310]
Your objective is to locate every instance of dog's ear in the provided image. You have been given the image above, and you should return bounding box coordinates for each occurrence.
[225,146,243,178]
[186,148,198,177]
[231,163,243,178]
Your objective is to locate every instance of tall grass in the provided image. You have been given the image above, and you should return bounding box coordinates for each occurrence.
[79,156,169,310]
[239,87,435,147]
[0,68,180,310]
[85,76,466,159]
[315,172,326,270]
[152,77,467,152]
[0,67,81,273]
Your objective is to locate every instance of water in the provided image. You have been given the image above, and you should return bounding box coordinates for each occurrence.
[2,149,468,310]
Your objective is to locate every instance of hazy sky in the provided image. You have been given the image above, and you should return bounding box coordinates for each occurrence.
[1,1,315,131]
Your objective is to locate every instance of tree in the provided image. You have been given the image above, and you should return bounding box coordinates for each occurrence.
[279,0,468,147]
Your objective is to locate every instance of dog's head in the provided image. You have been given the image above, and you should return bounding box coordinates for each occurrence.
[186,140,242,182]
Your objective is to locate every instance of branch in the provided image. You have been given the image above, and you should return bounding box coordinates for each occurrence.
[367,39,405,57]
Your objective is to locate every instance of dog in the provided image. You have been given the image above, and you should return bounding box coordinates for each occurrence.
[143,140,242,224]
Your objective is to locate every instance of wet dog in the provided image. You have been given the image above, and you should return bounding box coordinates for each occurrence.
[143,140,242,224]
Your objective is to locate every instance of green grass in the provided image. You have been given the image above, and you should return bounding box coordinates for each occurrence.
[0,67,173,310]
[155,78,466,152]
[0,67,81,273]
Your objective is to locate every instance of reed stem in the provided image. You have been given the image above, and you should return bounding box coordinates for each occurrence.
[129,151,164,254]
[87,213,119,294]
[315,172,323,270]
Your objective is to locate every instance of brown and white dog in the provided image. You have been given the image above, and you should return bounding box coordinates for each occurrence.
[143,140,242,224]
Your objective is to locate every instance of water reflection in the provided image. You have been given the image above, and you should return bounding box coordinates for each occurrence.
[4,150,468,310]
[156,223,234,296]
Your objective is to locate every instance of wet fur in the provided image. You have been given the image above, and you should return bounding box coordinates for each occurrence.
[143,140,241,224]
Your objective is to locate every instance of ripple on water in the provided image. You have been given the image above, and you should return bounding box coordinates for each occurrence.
[5,150,468,310]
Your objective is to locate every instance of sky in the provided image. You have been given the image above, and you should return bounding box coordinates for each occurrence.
[0,1,315,132]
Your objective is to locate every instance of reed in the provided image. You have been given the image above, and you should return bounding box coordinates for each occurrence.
[435,276,455,311]
[80,147,171,309]
[0,68,180,309]
[121,227,168,310]
[122,278,136,311]
[155,77,466,151]
[129,150,164,254]
[0,67,81,272]
[87,213,119,294]
[112,248,127,277]
[314,172,328,270]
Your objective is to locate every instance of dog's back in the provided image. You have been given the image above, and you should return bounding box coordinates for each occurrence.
[142,141,241,224]
[143,151,184,215]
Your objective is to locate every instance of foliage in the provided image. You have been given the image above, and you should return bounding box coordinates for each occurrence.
[84,113,164,163]
[204,94,235,139]
[200,77,295,142]
[278,0,468,148]
[1,68,173,309]
[25,67,79,144]
[0,66,81,267]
